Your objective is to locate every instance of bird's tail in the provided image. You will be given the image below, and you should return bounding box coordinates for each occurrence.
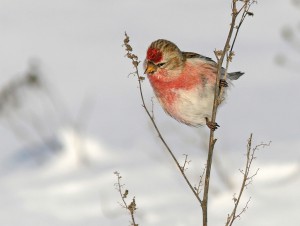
[227,71,244,80]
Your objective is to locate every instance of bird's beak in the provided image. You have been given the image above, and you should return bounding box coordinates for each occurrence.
[144,62,157,75]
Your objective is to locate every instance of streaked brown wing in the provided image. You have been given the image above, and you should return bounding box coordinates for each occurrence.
[182,51,244,80]
[182,51,216,64]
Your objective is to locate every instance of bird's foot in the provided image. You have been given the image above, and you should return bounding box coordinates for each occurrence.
[205,117,220,131]
[219,79,228,88]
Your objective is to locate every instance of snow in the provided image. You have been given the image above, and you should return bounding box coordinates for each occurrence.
[1,128,299,225]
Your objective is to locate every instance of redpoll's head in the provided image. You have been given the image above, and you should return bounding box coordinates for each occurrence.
[144,39,184,75]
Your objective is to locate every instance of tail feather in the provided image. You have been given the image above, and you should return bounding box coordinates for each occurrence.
[228,71,244,80]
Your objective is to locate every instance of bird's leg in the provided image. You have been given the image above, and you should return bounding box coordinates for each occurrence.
[219,79,228,88]
[205,117,220,131]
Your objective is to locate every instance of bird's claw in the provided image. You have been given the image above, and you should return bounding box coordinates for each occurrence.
[219,79,228,88]
[205,117,220,131]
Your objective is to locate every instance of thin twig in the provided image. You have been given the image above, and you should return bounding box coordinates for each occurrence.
[123,33,203,206]
[225,134,270,226]
[181,154,191,172]
[202,2,238,225]
[114,171,138,226]
[202,1,256,225]
[194,168,206,196]
[230,1,256,53]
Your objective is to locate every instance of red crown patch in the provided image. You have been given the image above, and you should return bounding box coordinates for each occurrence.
[147,48,162,63]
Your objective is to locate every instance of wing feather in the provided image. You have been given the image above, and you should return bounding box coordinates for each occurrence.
[182,51,244,80]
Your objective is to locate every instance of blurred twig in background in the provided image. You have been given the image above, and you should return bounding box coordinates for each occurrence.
[0,60,93,165]
[275,0,300,72]
[0,61,60,152]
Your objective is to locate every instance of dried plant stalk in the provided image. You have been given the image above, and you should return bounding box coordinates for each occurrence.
[225,135,271,226]
[202,1,256,225]
[123,32,203,206]
[114,171,139,226]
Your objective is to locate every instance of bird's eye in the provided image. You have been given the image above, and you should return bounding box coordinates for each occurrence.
[156,62,166,68]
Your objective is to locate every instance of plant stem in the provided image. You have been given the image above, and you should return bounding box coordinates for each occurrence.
[201,2,239,226]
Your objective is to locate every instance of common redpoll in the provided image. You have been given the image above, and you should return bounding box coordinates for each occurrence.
[144,39,243,129]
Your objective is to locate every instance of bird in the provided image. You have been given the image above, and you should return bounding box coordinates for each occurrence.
[144,39,244,130]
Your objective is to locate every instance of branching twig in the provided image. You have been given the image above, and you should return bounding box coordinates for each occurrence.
[123,33,203,206]
[181,154,191,172]
[202,1,256,225]
[230,1,256,54]
[225,134,271,226]
[194,168,206,196]
[114,171,138,226]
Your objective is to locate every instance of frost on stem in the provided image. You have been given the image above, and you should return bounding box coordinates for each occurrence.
[114,171,139,226]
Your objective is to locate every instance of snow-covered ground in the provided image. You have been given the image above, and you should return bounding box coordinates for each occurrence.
[1,128,300,226]
[0,0,300,225]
